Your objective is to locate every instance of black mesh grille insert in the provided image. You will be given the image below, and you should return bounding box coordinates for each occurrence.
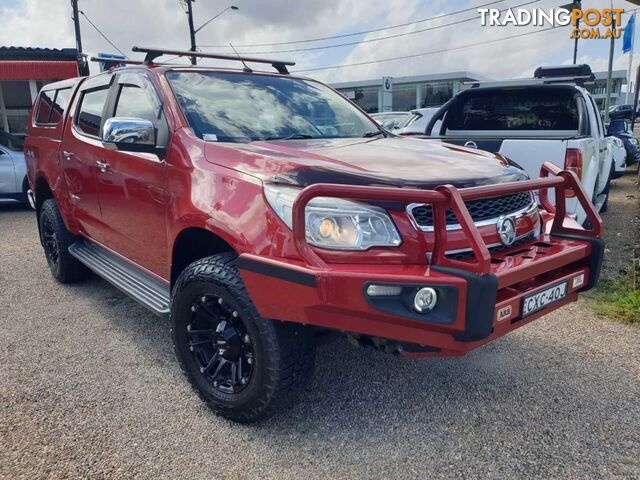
[410,192,534,228]
[444,233,535,260]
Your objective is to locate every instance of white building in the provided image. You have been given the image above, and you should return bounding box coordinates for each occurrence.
[332,69,628,113]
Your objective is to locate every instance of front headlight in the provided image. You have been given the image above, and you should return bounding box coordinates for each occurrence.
[264,184,402,250]
[630,138,638,145]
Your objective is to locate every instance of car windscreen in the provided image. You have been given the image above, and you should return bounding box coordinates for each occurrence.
[372,113,409,129]
[0,131,24,151]
[608,120,628,134]
[401,112,422,128]
[446,88,580,131]
[166,71,378,142]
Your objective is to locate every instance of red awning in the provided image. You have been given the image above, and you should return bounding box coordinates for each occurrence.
[0,60,79,81]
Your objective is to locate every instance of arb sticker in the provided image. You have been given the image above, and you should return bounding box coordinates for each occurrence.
[497,305,512,322]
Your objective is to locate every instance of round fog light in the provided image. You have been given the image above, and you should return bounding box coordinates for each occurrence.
[414,287,437,313]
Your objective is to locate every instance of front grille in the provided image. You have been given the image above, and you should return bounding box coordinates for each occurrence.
[410,192,534,229]
[445,233,535,260]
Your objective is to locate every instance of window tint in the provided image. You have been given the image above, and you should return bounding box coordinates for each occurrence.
[114,82,160,124]
[50,88,71,124]
[35,88,72,125]
[35,90,55,124]
[447,88,579,131]
[76,88,109,137]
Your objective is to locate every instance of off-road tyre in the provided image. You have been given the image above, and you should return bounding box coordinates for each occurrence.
[171,252,315,423]
[39,198,91,283]
[600,163,614,213]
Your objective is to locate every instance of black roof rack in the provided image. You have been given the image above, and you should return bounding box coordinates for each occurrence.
[90,56,143,65]
[534,64,595,82]
[131,46,295,74]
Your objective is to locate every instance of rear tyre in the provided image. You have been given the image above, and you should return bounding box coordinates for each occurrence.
[39,198,91,283]
[21,176,30,206]
[600,163,614,213]
[171,253,315,423]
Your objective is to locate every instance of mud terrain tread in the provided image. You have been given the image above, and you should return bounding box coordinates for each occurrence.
[170,253,315,423]
[39,199,91,283]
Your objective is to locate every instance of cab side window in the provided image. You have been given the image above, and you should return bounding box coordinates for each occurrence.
[35,90,55,124]
[109,73,168,147]
[114,82,160,124]
[50,88,71,124]
[76,88,110,137]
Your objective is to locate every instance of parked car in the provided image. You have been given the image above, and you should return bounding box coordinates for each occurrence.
[393,107,440,135]
[606,119,639,164]
[608,104,634,121]
[370,111,411,130]
[25,49,604,423]
[607,135,627,179]
[0,132,30,205]
[426,68,613,224]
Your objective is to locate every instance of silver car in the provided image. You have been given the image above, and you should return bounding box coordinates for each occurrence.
[0,133,29,205]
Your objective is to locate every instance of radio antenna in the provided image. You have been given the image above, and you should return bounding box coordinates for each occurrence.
[229,43,252,73]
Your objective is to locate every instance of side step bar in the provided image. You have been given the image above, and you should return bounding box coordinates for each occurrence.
[69,240,170,317]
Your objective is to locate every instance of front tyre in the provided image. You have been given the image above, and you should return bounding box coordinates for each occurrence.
[171,253,315,423]
[39,198,91,283]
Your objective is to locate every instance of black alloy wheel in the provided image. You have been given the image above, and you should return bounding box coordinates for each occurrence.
[187,292,255,394]
[41,213,60,268]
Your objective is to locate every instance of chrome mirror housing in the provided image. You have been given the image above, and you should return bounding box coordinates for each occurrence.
[103,117,155,147]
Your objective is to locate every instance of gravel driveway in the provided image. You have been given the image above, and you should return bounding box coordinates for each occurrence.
[1,179,639,479]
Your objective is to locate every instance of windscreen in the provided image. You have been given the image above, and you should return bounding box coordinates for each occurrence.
[446,88,580,131]
[166,71,378,142]
[372,113,410,129]
[0,131,24,151]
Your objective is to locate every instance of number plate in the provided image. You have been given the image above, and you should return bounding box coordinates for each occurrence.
[522,281,568,317]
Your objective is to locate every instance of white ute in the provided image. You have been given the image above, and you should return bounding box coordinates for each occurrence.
[425,65,613,224]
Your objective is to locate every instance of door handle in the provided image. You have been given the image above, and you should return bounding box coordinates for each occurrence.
[95,160,110,173]
[62,151,73,160]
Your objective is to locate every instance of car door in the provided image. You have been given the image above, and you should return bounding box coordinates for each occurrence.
[585,93,611,195]
[0,145,16,196]
[97,72,169,277]
[61,73,114,241]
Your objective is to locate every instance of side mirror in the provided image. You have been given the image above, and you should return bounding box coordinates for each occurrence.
[103,117,159,154]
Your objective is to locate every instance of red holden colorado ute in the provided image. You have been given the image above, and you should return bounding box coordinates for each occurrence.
[24,47,604,423]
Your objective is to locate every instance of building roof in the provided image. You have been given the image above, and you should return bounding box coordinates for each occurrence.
[330,69,628,90]
[332,71,491,89]
[593,70,627,83]
[0,47,85,80]
[0,46,79,62]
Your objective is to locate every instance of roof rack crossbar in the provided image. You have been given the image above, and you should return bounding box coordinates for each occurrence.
[131,46,295,74]
[89,56,143,65]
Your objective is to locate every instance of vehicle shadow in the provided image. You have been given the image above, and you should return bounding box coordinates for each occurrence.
[75,275,632,438]
[0,203,33,213]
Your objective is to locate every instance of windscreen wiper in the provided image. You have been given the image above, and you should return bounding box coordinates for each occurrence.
[362,130,384,138]
[264,133,315,140]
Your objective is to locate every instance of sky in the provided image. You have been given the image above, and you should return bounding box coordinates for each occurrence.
[1,0,639,87]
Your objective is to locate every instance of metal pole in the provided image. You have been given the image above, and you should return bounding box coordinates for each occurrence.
[631,65,640,130]
[0,83,10,134]
[71,0,83,54]
[573,16,580,64]
[604,16,617,125]
[186,0,197,65]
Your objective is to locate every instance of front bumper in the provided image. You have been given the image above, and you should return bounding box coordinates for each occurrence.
[238,233,603,357]
[238,163,604,358]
